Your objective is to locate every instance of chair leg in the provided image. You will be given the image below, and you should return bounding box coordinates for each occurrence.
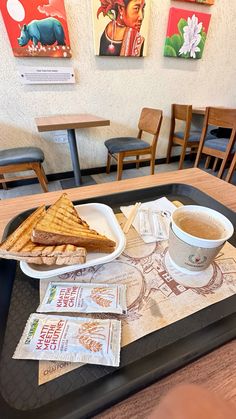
[218,156,228,179]
[136,155,140,169]
[117,153,124,181]
[40,164,48,184]
[106,153,111,174]
[212,158,219,172]
[0,174,7,190]
[166,138,173,164]
[150,154,155,175]
[225,154,236,183]
[205,156,211,169]
[32,163,48,192]
[194,144,204,169]
[179,146,187,170]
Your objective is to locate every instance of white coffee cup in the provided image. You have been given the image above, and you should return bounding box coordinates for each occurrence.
[169,205,234,273]
[172,206,234,248]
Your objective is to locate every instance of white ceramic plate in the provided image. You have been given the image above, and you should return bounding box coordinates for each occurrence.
[20,203,126,279]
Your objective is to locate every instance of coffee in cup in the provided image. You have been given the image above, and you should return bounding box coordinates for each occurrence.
[174,211,226,240]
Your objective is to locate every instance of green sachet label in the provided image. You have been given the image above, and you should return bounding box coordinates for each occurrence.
[25,319,39,345]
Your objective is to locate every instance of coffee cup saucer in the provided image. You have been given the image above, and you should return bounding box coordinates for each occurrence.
[165,251,213,288]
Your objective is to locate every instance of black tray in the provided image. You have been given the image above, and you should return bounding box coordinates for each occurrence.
[0,183,235,419]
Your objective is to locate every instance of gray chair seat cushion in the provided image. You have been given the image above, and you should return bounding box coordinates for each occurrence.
[174,125,218,143]
[174,130,201,142]
[174,130,217,143]
[204,138,236,153]
[105,137,150,154]
[0,147,44,166]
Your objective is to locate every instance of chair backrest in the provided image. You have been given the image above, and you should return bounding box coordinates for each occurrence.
[206,107,236,129]
[195,107,236,178]
[172,104,192,122]
[138,108,163,136]
[170,104,193,143]
[201,107,236,148]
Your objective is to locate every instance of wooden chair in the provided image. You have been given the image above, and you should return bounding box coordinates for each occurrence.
[194,108,236,179]
[166,104,207,170]
[0,147,48,192]
[225,152,236,183]
[105,108,163,181]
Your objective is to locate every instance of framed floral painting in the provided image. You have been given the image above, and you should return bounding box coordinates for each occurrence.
[1,0,71,57]
[173,0,214,5]
[92,0,151,57]
[164,7,211,59]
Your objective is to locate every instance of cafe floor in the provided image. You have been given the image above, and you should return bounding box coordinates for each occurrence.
[0,160,235,199]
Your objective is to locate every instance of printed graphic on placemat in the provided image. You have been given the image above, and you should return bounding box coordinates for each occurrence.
[39,213,236,385]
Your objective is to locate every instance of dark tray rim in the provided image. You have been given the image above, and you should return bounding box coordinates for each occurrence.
[0,182,236,419]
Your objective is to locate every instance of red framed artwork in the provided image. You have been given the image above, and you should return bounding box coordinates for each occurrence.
[1,0,72,57]
[164,7,211,59]
[173,0,214,5]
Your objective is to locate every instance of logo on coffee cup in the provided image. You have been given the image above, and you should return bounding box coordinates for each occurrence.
[188,254,207,266]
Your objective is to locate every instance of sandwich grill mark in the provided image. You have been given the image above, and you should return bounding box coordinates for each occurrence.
[34,228,113,240]
[37,215,89,228]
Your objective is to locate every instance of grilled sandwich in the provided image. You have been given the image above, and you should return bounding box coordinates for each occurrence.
[31,194,116,253]
[0,206,87,265]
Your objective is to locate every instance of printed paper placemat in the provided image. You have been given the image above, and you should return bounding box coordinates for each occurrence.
[38,213,236,385]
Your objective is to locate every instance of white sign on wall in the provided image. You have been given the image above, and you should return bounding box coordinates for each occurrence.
[18,67,75,85]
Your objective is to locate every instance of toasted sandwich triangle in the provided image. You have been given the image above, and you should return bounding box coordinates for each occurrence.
[0,204,87,265]
[31,193,116,253]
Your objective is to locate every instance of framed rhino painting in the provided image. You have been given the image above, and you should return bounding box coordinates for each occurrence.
[92,0,151,57]
[164,7,211,59]
[1,0,72,57]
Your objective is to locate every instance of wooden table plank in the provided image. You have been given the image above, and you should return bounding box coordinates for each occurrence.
[0,168,235,240]
[35,114,110,132]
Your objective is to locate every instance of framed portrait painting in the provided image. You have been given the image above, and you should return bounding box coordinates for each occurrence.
[1,0,72,57]
[164,7,211,59]
[92,0,151,57]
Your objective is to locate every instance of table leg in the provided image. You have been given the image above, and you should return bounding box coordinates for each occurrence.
[67,129,82,186]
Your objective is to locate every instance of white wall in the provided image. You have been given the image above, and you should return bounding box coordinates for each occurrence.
[0,0,235,174]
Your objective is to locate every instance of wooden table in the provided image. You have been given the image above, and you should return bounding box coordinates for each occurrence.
[35,114,110,187]
[0,168,235,416]
[192,107,206,115]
